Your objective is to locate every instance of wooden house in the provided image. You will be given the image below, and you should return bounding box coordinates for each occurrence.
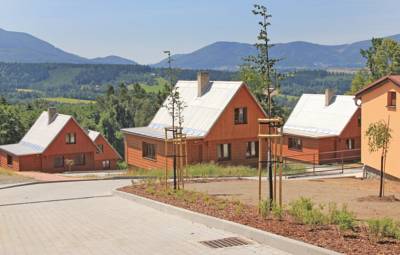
[282,89,361,164]
[355,75,400,179]
[121,72,267,169]
[0,108,121,172]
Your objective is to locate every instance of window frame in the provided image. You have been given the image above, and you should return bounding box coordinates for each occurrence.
[288,137,303,151]
[54,156,64,168]
[387,91,396,108]
[96,144,104,154]
[102,160,111,169]
[66,133,77,144]
[246,141,259,158]
[234,107,248,125]
[74,154,85,166]
[346,138,355,150]
[142,142,156,160]
[7,154,13,166]
[217,143,231,161]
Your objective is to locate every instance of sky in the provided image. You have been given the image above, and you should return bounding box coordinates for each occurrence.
[0,0,400,64]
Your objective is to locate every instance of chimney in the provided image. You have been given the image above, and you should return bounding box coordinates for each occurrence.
[197,71,209,97]
[325,88,335,106]
[48,107,57,124]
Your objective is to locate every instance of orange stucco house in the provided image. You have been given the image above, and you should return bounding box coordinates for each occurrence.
[0,108,121,172]
[121,72,267,169]
[355,75,400,179]
[282,89,361,164]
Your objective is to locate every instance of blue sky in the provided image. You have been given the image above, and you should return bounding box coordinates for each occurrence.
[1,0,399,64]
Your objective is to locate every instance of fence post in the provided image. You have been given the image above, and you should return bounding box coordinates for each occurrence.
[313,154,315,174]
[341,151,344,174]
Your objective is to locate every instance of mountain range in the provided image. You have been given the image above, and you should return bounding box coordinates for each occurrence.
[1,27,399,70]
[0,28,137,65]
[153,35,400,70]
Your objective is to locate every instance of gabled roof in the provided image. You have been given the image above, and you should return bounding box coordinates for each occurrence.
[0,112,109,157]
[355,75,400,98]
[88,129,122,159]
[0,112,72,156]
[122,80,261,139]
[283,94,358,138]
[88,130,101,141]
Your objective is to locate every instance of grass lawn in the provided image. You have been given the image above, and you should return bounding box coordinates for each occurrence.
[0,167,17,176]
[44,97,95,104]
[125,163,308,178]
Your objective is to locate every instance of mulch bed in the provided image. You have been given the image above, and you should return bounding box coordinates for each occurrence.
[118,183,400,255]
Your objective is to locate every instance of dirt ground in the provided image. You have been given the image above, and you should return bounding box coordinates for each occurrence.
[185,177,400,220]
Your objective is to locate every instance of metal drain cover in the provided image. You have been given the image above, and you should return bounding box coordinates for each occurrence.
[199,237,251,249]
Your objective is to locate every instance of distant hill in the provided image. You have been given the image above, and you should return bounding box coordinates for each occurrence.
[0,28,137,64]
[90,55,137,65]
[153,35,400,70]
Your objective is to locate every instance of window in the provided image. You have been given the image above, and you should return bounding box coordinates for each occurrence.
[357,116,361,127]
[217,143,231,161]
[234,107,247,124]
[288,137,302,151]
[96,144,104,154]
[142,142,156,160]
[74,154,85,166]
[102,160,110,169]
[7,154,13,166]
[246,141,259,158]
[54,156,64,168]
[387,91,396,107]
[346,139,355,150]
[66,133,76,144]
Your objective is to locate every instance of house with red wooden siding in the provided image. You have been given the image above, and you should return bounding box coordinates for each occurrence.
[121,72,267,169]
[282,89,361,164]
[0,108,120,172]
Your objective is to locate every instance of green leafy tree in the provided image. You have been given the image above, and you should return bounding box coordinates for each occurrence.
[365,120,392,197]
[349,38,400,94]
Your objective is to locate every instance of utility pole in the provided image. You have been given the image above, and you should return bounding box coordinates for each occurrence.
[164,50,177,190]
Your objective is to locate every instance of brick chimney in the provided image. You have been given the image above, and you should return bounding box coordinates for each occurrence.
[48,107,57,124]
[325,88,335,106]
[197,71,209,97]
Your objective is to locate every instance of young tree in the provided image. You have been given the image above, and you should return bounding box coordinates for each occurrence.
[243,4,282,115]
[365,120,392,197]
[244,4,284,207]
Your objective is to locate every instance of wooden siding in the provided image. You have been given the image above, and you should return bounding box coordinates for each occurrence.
[205,85,266,141]
[124,84,267,169]
[282,109,361,164]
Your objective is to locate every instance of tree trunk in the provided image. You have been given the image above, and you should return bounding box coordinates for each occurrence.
[379,155,384,198]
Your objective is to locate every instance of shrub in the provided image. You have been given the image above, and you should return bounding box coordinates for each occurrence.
[234,202,244,215]
[271,203,285,221]
[288,197,326,226]
[327,203,356,231]
[145,185,156,195]
[367,218,400,240]
[259,199,272,219]
[117,160,128,170]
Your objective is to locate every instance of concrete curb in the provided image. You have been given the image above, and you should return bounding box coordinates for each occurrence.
[113,189,342,255]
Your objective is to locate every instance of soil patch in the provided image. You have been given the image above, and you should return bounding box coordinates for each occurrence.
[185,178,400,220]
[119,183,400,255]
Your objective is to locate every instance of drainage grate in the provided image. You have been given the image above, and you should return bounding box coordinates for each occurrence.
[199,237,251,249]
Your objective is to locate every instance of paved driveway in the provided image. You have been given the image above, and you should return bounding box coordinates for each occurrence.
[0,180,289,255]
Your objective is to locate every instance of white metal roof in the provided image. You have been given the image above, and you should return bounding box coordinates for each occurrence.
[0,111,72,156]
[283,94,358,138]
[123,80,244,138]
[88,130,100,141]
